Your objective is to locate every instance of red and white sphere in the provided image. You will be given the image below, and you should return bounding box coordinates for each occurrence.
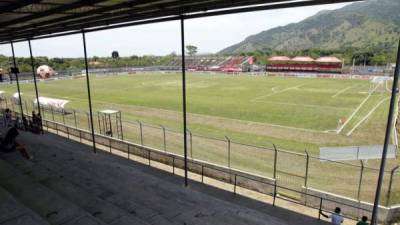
[36,65,54,79]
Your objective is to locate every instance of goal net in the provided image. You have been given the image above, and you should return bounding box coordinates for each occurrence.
[369,76,393,94]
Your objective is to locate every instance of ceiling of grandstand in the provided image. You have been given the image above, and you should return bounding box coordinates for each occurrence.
[0,0,362,43]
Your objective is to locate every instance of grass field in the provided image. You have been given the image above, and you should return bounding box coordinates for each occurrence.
[1,72,399,203]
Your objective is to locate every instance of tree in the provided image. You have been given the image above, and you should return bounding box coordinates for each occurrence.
[185,45,198,56]
[111,51,119,59]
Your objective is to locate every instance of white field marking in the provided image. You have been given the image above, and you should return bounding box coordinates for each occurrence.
[346,97,390,136]
[271,86,279,92]
[331,84,360,98]
[252,100,352,110]
[59,95,329,133]
[336,84,381,134]
[252,84,306,102]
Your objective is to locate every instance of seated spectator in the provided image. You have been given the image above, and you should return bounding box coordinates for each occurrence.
[0,125,31,159]
[357,216,369,225]
[15,116,24,129]
[30,111,42,134]
[320,207,344,225]
[22,116,29,131]
[4,108,12,127]
[37,112,43,134]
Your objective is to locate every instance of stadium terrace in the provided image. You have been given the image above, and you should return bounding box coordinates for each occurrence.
[0,1,399,225]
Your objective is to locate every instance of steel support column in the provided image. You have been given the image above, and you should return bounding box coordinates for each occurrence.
[180,17,188,187]
[82,31,96,153]
[28,40,41,118]
[371,40,400,225]
[10,42,24,116]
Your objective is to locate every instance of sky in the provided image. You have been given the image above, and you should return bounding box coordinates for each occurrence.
[0,3,351,58]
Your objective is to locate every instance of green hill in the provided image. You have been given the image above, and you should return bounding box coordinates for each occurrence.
[219,0,400,56]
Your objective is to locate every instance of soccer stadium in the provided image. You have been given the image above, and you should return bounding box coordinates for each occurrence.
[0,1,399,225]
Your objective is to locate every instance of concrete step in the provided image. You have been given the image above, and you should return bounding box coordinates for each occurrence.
[0,185,50,225]
[14,133,287,225]
[1,152,151,225]
[0,156,108,225]
[12,147,181,225]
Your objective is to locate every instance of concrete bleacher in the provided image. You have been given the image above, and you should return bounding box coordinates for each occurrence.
[0,130,332,225]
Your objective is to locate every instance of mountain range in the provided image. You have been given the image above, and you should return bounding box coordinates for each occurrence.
[219,0,400,55]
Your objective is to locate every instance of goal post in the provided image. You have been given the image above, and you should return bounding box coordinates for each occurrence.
[369,76,393,94]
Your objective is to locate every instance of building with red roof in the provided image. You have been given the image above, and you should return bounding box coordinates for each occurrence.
[266,56,342,73]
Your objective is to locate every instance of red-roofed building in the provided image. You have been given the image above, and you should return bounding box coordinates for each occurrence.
[291,56,315,63]
[315,56,342,63]
[266,55,342,73]
[268,56,291,62]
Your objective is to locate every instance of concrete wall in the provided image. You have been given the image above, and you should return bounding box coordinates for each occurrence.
[43,120,400,224]
[44,120,276,197]
[301,187,400,224]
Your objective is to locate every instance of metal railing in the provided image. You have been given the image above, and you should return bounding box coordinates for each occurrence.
[38,118,379,223]
[1,97,399,207]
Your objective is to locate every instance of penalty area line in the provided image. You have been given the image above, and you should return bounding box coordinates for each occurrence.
[346,97,390,136]
[252,84,306,102]
[331,84,359,98]
[336,84,381,134]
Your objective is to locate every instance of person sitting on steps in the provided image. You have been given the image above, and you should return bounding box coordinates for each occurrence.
[0,124,31,160]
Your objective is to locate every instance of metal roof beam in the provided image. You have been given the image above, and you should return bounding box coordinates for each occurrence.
[0,0,362,44]
[0,0,41,14]
[1,0,288,37]
[0,0,166,35]
[0,0,108,28]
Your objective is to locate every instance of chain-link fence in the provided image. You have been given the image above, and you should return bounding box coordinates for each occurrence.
[1,96,399,206]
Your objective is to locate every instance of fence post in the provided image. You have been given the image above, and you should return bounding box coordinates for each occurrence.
[357,160,364,202]
[137,120,143,146]
[73,110,77,128]
[87,112,90,131]
[225,136,231,168]
[51,106,55,122]
[318,198,323,220]
[234,175,237,194]
[172,156,175,174]
[304,150,310,188]
[62,110,65,125]
[273,180,277,206]
[24,100,28,116]
[41,106,45,120]
[273,144,278,179]
[187,129,192,158]
[161,125,166,152]
[386,166,399,206]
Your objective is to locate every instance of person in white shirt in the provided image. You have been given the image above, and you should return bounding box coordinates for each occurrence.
[320,207,344,225]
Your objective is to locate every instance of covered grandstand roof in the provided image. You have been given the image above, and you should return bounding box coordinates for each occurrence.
[268,56,291,61]
[0,0,361,44]
[315,56,342,63]
[291,56,315,62]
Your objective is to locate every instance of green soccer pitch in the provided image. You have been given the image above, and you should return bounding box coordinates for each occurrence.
[1,72,399,203]
[3,73,392,152]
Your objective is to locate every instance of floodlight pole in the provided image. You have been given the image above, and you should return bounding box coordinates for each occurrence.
[28,40,42,118]
[82,30,97,154]
[371,40,400,225]
[10,41,24,117]
[180,16,189,187]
